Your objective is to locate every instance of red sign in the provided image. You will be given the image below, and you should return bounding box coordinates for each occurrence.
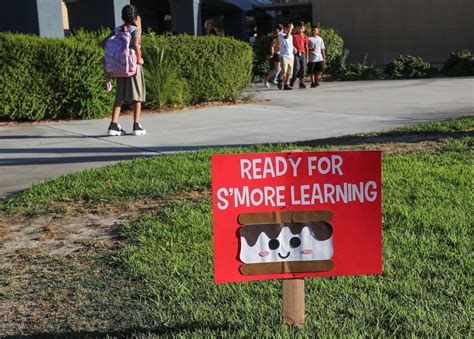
[212,151,382,284]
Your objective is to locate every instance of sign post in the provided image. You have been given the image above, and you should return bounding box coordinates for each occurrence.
[282,278,305,327]
[212,151,382,326]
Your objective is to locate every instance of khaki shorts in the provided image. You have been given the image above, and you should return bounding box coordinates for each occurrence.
[282,56,294,76]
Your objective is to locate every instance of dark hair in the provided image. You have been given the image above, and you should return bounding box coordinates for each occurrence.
[312,25,319,30]
[298,21,305,27]
[121,5,138,25]
[277,24,283,31]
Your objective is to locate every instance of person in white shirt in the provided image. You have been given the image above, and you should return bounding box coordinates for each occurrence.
[277,23,295,90]
[307,26,326,88]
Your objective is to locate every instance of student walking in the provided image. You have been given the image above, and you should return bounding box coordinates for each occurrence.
[277,23,295,90]
[263,25,283,88]
[308,26,326,88]
[291,22,309,89]
[102,5,146,136]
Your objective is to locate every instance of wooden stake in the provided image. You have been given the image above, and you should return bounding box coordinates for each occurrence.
[282,278,305,327]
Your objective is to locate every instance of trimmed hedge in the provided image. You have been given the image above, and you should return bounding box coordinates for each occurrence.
[0,32,252,121]
[0,33,112,121]
[142,34,253,104]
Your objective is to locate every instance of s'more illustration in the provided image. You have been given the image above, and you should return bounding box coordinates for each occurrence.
[237,210,334,275]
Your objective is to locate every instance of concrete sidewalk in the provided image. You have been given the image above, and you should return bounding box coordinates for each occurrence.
[1,78,473,199]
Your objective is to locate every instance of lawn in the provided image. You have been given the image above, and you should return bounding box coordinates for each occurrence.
[1,117,472,336]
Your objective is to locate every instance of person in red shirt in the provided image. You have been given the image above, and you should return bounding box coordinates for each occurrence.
[291,21,309,89]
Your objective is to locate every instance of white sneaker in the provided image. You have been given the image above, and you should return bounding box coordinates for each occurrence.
[107,122,126,136]
[264,81,270,88]
[133,122,146,136]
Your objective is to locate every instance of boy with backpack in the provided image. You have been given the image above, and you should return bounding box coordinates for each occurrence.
[103,5,146,136]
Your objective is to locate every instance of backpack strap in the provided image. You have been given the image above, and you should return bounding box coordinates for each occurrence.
[117,25,137,33]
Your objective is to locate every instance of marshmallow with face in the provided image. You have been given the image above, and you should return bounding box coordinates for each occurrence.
[239,222,333,264]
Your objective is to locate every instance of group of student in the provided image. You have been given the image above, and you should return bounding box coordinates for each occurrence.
[104,6,327,137]
[263,22,326,90]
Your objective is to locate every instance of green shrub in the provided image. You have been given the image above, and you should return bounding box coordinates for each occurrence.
[338,63,382,81]
[142,34,253,104]
[70,30,254,103]
[1,32,252,121]
[442,50,474,77]
[144,48,189,109]
[67,27,110,45]
[0,33,113,121]
[318,27,344,73]
[252,34,273,80]
[384,55,437,79]
[70,30,253,104]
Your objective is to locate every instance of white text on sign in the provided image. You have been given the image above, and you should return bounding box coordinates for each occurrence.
[240,155,344,179]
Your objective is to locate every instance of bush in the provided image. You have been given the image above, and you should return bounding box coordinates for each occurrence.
[0,33,113,121]
[0,31,253,121]
[442,50,474,77]
[144,48,189,109]
[338,63,382,81]
[67,28,110,45]
[71,31,253,104]
[142,34,253,104]
[384,55,437,79]
[317,27,344,73]
[251,34,273,81]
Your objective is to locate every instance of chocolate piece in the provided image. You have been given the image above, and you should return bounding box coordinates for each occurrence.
[239,222,333,247]
[239,260,334,275]
[238,210,333,225]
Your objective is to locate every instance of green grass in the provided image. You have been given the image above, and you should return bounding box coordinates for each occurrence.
[0,247,157,336]
[1,117,473,336]
[117,137,473,336]
[2,117,472,213]
[380,116,474,134]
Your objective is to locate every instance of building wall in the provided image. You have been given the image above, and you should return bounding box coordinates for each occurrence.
[0,0,64,37]
[313,0,474,65]
[66,0,129,32]
[1,0,253,39]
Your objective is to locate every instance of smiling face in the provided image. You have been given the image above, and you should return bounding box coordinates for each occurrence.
[239,222,333,264]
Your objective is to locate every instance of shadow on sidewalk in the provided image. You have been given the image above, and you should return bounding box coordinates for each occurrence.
[0,135,108,140]
[1,130,471,167]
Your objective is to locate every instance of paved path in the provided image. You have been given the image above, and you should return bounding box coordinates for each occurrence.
[1,78,473,199]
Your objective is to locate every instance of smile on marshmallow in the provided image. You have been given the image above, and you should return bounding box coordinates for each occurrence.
[239,222,334,264]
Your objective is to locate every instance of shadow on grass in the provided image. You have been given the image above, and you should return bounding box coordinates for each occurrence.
[6,322,238,338]
[295,130,473,148]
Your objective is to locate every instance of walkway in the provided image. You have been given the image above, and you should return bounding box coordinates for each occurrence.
[1,78,473,198]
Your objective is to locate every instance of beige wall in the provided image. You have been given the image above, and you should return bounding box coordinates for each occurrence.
[313,0,474,65]
[61,0,69,30]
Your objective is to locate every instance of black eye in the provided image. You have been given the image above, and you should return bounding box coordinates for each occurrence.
[290,237,301,248]
[269,239,280,250]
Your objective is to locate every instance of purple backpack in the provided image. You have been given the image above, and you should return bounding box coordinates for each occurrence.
[104,25,138,78]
